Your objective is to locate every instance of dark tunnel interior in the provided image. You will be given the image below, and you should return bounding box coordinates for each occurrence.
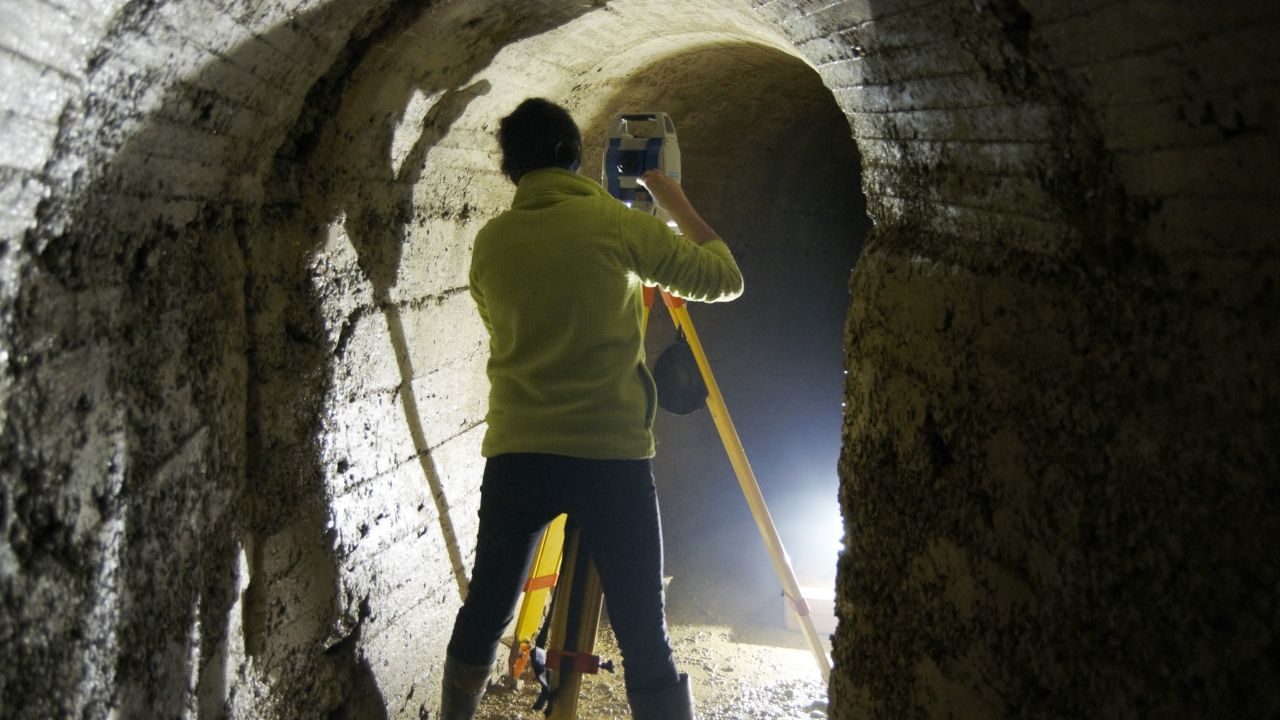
[574,42,870,633]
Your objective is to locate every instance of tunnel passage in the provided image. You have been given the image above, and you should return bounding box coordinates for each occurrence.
[568,42,869,629]
[2,1,1279,719]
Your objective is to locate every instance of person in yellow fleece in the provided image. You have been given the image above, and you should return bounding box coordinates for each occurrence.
[440,98,742,720]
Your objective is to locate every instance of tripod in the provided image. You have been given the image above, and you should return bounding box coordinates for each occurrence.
[504,285,833,719]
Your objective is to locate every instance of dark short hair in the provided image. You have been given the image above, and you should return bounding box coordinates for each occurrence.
[498,98,582,184]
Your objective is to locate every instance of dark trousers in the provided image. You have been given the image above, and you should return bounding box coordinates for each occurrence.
[446,453,678,693]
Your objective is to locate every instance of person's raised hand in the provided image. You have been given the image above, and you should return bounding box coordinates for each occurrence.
[636,169,687,211]
[636,169,718,246]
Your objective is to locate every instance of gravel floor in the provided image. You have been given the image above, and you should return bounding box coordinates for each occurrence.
[474,621,829,720]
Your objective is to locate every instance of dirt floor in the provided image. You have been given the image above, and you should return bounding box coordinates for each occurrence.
[474,606,830,719]
[473,508,836,720]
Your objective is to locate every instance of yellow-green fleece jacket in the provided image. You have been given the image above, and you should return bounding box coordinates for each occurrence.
[469,168,743,459]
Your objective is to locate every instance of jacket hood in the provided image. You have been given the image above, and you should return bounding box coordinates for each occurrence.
[512,168,610,210]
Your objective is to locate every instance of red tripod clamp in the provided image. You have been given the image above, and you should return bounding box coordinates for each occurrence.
[546,649,615,675]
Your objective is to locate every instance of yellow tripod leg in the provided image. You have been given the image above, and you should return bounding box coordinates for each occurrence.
[508,514,568,680]
[666,298,833,682]
[546,527,606,720]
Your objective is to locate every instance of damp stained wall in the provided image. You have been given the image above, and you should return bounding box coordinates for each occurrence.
[1,1,1277,719]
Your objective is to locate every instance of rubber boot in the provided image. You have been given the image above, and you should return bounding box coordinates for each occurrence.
[439,655,492,720]
[627,672,695,720]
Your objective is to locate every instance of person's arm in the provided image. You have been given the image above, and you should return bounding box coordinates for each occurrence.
[622,174,743,302]
[637,169,719,246]
[469,254,494,335]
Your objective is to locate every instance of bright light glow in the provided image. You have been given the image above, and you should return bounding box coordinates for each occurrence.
[784,584,837,635]
[776,483,843,590]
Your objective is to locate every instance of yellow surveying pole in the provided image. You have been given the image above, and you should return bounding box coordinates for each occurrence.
[659,291,833,682]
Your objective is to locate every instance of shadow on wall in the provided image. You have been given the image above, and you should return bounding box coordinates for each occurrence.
[245,1,607,718]
[358,78,494,601]
[1,2,345,717]
[1,1,595,718]
[3,3,431,717]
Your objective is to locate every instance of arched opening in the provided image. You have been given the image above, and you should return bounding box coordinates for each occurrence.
[467,38,869,719]
[577,41,867,624]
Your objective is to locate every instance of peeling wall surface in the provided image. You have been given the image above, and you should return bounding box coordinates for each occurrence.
[0,1,1276,719]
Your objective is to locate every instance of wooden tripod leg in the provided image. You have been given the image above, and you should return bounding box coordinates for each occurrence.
[546,526,606,720]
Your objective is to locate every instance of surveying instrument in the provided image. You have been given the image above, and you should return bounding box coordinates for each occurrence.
[502,113,831,718]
